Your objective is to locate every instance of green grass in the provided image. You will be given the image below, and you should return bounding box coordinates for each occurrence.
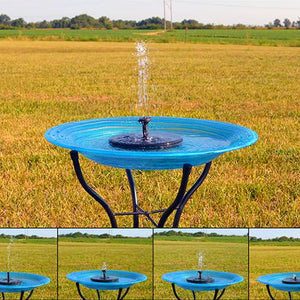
[58,239,152,299]
[250,243,300,299]
[0,29,300,47]
[0,240,57,299]
[154,236,248,299]
[0,41,299,227]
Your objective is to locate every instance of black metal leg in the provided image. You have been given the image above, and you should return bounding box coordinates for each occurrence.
[1,293,4,300]
[158,164,193,227]
[76,282,87,300]
[20,291,24,300]
[192,290,196,300]
[289,291,292,300]
[173,162,212,227]
[70,151,118,228]
[266,285,275,300]
[117,288,130,300]
[96,289,101,300]
[171,283,182,300]
[71,151,211,228]
[24,290,34,300]
[215,289,226,300]
[126,169,139,228]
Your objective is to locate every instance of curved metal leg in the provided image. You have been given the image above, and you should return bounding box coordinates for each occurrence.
[173,162,212,227]
[20,291,24,300]
[1,293,4,300]
[117,288,130,300]
[24,290,34,300]
[266,285,275,300]
[192,290,196,300]
[171,283,182,300]
[215,289,226,300]
[70,151,117,227]
[76,282,87,300]
[158,164,193,227]
[96,290,101,300]
[289,291,292,300]
[126,169,139,228]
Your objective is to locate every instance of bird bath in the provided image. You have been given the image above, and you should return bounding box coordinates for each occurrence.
[0,272,50,300]
[66,270,147,300]
[258,272,300,299]
[162,270,243,300]
[45,115,258,227]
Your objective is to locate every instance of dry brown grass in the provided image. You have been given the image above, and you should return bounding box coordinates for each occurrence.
[0,41,299,227]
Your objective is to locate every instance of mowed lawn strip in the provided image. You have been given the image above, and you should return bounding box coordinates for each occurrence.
[0,41,299,227]
[0,29,299,47]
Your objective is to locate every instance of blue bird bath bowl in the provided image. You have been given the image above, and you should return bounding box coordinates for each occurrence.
[258,272,300,292]
[0,272,50,293]
[162,270,243,292]
[45,116,258,171]
[67,270,147,290]
[45,116,258,228]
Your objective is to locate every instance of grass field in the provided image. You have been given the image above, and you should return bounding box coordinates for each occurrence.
[0,29,300,47]
[0,40,299,227]
[58,237,152,299]
[154,236,248,299]
[0,239,57,299]
[250,243,300,299]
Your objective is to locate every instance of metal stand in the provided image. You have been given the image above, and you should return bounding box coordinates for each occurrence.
[266,285,293,300]
[1,290,34,300]
[76,282,130,300]
[171,283,226,300]
[70,151,212,228]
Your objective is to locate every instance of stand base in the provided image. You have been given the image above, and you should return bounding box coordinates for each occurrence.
[186,276,214,284]
[109,132,183,150]
[91,276,119,283]
[0,278,22,285]
[282,278,300,284]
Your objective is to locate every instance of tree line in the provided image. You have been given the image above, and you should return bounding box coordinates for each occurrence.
[0,13,300,30]
[154,230,247,237]
[250,236,300,242]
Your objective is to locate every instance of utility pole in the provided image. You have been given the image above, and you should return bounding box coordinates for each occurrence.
[163,0,166,31]
[170,0,173,30]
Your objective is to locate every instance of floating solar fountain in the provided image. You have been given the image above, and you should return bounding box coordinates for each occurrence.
[162,270,243,300]
[45,41,258,228]
[90,262,119,283]
[258,272,300,300]
[67,268,147,300]
[0,272,50,300]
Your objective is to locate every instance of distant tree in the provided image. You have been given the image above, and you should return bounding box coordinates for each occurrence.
[297,19,300,29]
[10,18,26,27]
[283,18,291,29]
[37,20,51,28]
[0,14,10,25]
[70,14,97,28]
[273,19,281,27]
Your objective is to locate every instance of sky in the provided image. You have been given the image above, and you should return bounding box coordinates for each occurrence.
[0,229,57,238]
[59,228,153,238]
[1,0,300,25]
[250,229,300,239]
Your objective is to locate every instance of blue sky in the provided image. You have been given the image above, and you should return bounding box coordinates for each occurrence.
[1,0,300,25]
[0,229,57,238]
[250,229,300,239]
[59,229,153,237]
